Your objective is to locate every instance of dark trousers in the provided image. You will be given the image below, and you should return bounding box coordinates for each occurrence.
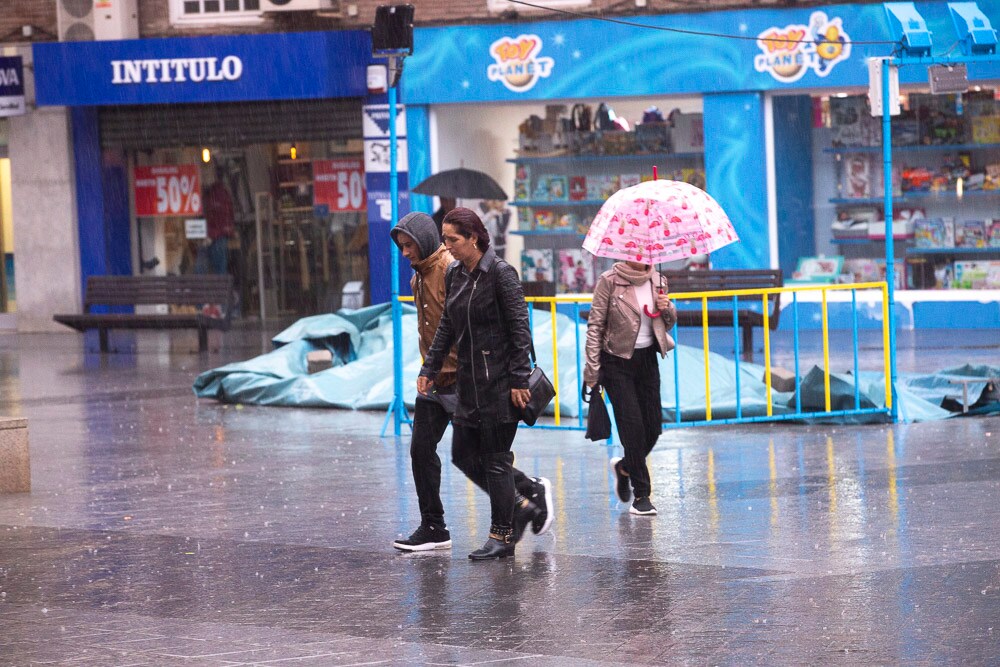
[411,392,535,531]
[410,393,453,530]
[451,421,533,531]
[601,346,662,499]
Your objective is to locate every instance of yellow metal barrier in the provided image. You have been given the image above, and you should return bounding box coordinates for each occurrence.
[395,281,891,426]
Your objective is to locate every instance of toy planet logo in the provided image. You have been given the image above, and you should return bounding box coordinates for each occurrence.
[754,11,851,84]
[488,34,554,93]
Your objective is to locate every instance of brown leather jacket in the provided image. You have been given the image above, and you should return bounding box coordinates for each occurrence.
[584,269,677,387]
[412,244,458,388]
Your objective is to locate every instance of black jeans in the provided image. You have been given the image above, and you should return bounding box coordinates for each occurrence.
[411,389,535,531]
[601,345,662,499]
[451,421,534,531]
[410,390,454,530]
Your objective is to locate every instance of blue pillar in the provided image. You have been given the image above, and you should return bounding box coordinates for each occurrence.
[70,107,132,298]
[773,95,815,279]
[702,92,769,270]
[406,104,433,216]
[70,107,107,295]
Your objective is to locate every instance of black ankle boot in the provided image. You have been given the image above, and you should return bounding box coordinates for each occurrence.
[469,527,515,560]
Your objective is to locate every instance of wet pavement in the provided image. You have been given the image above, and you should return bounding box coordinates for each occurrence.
[0,327,998,665]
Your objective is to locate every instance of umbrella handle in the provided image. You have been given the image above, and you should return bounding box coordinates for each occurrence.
[644,287,665,318]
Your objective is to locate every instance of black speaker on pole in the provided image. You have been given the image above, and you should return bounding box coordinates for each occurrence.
[371,5,414,55]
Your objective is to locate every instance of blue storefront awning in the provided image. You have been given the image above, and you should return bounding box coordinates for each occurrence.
[33,30,375,107]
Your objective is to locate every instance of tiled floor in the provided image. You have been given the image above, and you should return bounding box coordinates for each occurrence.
[0,327,997,665]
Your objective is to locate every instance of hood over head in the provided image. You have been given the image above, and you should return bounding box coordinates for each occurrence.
[390,212,440,261]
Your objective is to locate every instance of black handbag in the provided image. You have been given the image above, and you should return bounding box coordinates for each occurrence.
[520,344,555,427]
[583,384,612,441]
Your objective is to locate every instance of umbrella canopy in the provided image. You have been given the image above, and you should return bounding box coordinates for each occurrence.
[583,180,739,264]
[412,167,507,201]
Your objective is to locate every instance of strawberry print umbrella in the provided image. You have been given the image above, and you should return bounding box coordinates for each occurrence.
[583,179,739,264]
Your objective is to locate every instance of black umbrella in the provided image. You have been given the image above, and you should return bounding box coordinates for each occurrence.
[412,167,507,201]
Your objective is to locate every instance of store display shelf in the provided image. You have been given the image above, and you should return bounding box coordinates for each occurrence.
[831,237,913,244]
[830,190,999,205]
[279,181,312,188]
[508,152,702,165]
[511,199,607,207]
[824,143,1000,155]
[906,246,1000,256]
[279,206,315,213]
[510,230,586,238]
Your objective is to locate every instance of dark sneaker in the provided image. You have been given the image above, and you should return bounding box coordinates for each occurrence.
[610,457,631,503]
[629,497,657,516]
[530,477,554,535]
[392,524,452,552]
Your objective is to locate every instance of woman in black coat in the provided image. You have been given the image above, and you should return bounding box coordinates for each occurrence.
[418,207,535,560]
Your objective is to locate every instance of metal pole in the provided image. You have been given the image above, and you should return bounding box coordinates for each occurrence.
[881,59,899,422]
[254,192,268,322]
[389,56,405,436]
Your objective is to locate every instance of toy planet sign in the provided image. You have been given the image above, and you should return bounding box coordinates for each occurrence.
[487,34,554,93]
[754,11,851,84]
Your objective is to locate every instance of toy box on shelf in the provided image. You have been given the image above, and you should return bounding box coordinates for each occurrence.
[557,249,597,293]
[914,218,955,248]
[832,206,878,239]
[829,95,880,147]
[789,255,844,284]
[521,249,554,283]
[955,220,988,248]
[953,260,1000,289]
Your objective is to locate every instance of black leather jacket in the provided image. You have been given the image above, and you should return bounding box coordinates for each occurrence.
[420,247,532,426]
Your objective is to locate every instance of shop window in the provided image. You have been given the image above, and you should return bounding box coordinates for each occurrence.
[171,0,262,24]
[778,89,1000,291]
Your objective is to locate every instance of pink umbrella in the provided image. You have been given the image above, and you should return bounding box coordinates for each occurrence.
[583,179,739,265]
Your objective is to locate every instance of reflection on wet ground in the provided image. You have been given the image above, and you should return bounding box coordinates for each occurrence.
[0,329,998,665]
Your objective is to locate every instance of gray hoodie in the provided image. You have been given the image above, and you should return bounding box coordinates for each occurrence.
[390,212,440,262]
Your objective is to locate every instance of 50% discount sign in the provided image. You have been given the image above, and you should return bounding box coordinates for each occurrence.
[133,165,203,217]
[313,158,366,212]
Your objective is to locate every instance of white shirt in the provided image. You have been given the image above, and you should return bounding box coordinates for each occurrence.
[633,279,655,349]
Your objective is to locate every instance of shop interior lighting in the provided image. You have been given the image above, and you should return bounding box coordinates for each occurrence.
[290,144,298,160]
[948,2,998,55]
[201,148,211,163]
[956,176,964,199]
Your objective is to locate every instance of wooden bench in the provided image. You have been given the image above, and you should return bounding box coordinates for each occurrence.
[54,275,233,353]
[661,269,783,362]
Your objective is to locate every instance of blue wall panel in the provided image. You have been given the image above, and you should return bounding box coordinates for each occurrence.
[70,107,107,295]
[773,95,815,279]
[406,105,433,216]
[703,93,768,270]
[913,300,1000,328]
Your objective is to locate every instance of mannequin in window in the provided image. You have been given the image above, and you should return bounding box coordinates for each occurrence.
[197,167,235,275]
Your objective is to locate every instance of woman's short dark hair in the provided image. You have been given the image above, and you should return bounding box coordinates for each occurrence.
[442,207,491,252]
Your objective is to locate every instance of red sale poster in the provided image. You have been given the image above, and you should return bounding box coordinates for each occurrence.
[313,158,366,212]
[134,165,202,217]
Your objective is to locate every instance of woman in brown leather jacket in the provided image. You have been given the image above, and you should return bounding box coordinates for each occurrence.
[584,261,677,515]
